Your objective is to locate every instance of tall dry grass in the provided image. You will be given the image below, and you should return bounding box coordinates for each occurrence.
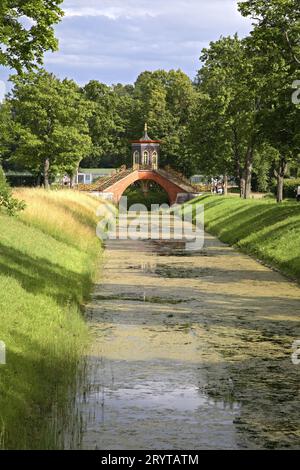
[15,188,102,251]
[0,188,104,449]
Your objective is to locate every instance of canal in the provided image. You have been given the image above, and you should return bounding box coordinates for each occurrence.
[67,215,300,450]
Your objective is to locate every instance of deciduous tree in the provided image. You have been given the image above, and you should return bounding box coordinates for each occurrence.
[0,0,64,72]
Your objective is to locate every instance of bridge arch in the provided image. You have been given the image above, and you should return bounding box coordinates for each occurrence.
[103,170,186,206]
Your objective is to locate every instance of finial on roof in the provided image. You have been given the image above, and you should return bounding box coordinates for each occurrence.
[141,122,150,141]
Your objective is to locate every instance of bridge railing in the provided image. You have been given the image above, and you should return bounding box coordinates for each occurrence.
[134,164,155,171]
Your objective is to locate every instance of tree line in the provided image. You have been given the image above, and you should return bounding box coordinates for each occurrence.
[0,0,299,202]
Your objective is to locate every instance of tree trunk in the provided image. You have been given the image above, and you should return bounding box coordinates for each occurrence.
[223,173,228,196]
[70,166,79,189]
[69,173,76,189]
[44,158,50,190]
[275,156,288,203]
[244,146,254,199]
[240,175,246,198]
[232,128,244,198]
[276,175,284,203]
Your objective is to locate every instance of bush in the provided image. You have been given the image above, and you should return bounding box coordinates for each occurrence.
[0,166,25,215]
[272,178,300,199]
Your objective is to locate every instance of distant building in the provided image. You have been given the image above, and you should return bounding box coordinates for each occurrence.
[190,175,205,185]
[76,168,117,185]
[5,170,37,187]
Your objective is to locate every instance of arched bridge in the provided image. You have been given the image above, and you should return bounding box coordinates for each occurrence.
[84,167,199,205]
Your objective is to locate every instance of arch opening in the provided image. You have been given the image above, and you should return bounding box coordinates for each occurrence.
[123,180,170,210]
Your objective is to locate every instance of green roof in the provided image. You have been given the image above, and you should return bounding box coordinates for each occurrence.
[5,170,34,177]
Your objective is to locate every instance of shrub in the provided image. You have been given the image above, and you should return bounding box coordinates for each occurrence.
[0,166,25,215]
[272,178,300,199]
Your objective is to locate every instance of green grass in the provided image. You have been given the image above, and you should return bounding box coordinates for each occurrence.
[0,189,103,449]
[185,195,300,281]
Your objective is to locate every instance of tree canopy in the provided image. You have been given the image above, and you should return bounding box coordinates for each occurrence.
[0,0,64,72]
[6,70,92,188]
[0,0,298,201]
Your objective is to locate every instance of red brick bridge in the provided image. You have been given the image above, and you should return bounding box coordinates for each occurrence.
[87,167,198,205]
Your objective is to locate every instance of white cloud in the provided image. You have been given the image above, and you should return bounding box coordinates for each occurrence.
[43,0,252,84]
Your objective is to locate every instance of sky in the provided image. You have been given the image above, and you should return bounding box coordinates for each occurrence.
[0,0,252,100]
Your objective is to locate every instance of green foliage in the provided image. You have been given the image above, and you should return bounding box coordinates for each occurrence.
[124,186,170,210]
[271,178,300,198]
[238,0,300,67]
[81,70,197,175]
[0,0,64,72]
[238,0,300,201]
[253,144,279,192]
[8,70,93,185]
[82,81,133,168]
[130,70,197,174]
[0,166,25,215]
[188,1,299,201]
[190,35,261,197]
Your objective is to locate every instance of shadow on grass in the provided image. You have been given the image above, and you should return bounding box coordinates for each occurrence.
[193,198,300,281]
[0,330,82,449]
[0,243,92,306]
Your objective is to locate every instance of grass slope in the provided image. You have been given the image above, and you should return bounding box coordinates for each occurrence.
[0,189,102,449]
[187,195,300,281]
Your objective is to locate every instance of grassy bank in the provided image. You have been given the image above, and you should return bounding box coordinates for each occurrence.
[186,195,300,281]
[0,189,102,449]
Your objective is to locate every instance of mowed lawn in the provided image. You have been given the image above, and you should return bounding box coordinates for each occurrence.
[0,189,103,449]
[186,195,300,281]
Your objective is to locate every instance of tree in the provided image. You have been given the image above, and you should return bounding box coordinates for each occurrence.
[83,71,197,175]
[238,0,300,66]
[0,0,64,72]
[239,0,300,202]
[130,69,197,174]
[192,35,262,198]
[82,81,134,168]
[188,92,234,193]
[0,101,13,162]
[9,70,93,188]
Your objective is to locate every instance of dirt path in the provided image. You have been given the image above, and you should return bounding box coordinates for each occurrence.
[73,230,300,450]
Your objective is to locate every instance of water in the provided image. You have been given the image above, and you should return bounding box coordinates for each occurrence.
[66,221,300,450]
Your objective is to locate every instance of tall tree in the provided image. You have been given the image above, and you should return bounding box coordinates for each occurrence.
[9,70,92,188]
[192,35,261,198]
[82,81,134,168]
[130,69,197,174]
[239,0,300,202]
[0,0,64,72]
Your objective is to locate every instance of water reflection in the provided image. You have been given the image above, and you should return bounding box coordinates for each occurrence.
[65,233,300,450]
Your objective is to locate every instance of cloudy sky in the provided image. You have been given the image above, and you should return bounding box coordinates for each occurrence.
[0,0,251,99]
